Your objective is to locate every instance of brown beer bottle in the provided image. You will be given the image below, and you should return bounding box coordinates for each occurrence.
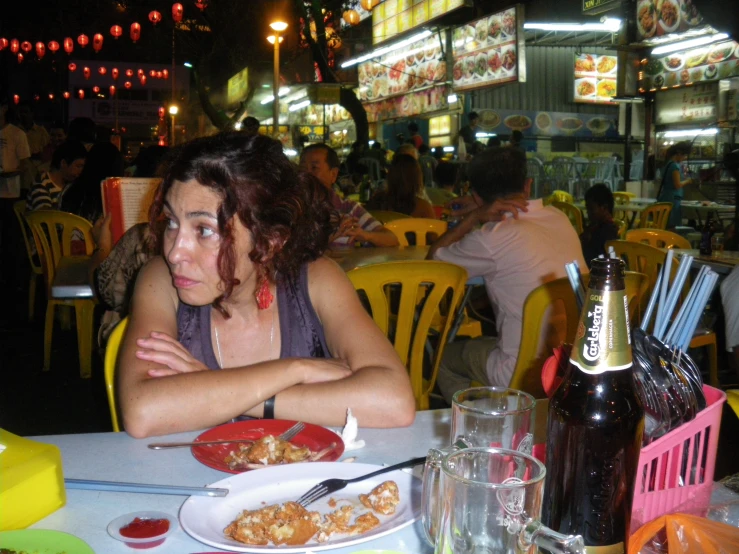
[542,258,644,553]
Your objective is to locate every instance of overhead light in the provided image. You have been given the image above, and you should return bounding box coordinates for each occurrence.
[183,61,193,68]
[270,21,288,32]
[524,18,621,33]
[267,35,284,44]
[476,132,497,138]
[288,99,311,112]
[610,96,645,104]
[283,148,298,156]
[447,93,458,104]
[651,33,729,55]
[340,30,433,68]
[663,128,719,138]
[443,146,455,152]
[260,87,291,104]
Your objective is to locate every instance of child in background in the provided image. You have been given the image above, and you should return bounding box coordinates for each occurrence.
[580,184,619,267]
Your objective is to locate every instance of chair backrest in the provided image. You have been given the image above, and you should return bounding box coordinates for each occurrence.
[550,158,576,190]
[368,210,411,224]
[638,202,672,229]
[591,157,616,183]
[510,271,647,399]
[526,158,545,198]
[551,201,584,234]
[104,317,129,432]
[626,229,691,250]
[359,157,381,182]
[546,190,574,204]
[24,210,94,293]
[13,200,44,274]
[347,261,468,410]
[385,218,448,246]
[615,218,628,239]
[613,192,633,205]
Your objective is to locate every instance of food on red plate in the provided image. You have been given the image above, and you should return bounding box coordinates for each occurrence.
[502,48,516,71]
[577,80,596,96]
[575,55,596,73]
[224,435,335,470]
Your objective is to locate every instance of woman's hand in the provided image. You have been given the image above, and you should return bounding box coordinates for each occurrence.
[330,215,357,242]
[296,358,353,385]
[444,195,478,218]
[92,212,112,254]
[135,331,210,377]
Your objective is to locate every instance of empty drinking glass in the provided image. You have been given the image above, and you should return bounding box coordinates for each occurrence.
[434,448,584,554]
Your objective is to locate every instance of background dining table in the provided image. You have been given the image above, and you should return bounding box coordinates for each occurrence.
[20,410,462,553]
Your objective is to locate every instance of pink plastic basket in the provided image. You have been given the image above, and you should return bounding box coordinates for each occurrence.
[630,385,727,532]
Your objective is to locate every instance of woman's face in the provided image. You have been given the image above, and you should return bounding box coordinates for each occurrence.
[162,179,256,306]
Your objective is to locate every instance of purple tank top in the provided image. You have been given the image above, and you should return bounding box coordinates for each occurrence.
[176,264,329,369]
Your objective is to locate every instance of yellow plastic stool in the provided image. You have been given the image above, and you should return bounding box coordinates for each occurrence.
[13,200,44,321]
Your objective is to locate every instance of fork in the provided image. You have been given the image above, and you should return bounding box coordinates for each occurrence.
[296,455,426,507]
[148,421,305,449]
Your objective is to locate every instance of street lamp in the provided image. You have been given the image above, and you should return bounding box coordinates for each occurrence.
[268,20,287,138]
[169,104,179,146]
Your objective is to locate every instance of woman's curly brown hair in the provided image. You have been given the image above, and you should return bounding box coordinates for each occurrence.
[148,132,334,316]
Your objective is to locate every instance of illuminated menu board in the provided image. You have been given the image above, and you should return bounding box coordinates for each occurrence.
[452,6,521,92]
[573,53,618,104]
[372,0,468,46]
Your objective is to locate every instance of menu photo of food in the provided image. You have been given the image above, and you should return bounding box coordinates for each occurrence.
[636,0,709,40]
[453,7,517,56]
[574,53,618,104]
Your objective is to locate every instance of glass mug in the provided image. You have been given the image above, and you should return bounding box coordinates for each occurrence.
[433,448,584,554]
[451,387,536,454]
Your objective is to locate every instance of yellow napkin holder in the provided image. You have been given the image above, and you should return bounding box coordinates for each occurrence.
[0,428,66,531]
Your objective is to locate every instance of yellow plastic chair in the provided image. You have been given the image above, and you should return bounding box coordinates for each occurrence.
[615,218,628,239]
[551,201,584,235]
[613,191,636,204]
[509,271,647,399]
[626,229,691,250]
[727,390,739,419]
[104,317,128,432]
[385,218,448,247]
[347,261,468,410]
[13,200,45,321]
[368,210,411,224]
[544,190,574,205]
[25,210,96,378]
[607,239,719,386]
[638,202,672,229]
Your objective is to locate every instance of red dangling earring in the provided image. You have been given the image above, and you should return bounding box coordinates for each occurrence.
[255,275,274,310]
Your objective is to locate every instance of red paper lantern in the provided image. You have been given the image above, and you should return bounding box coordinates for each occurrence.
[195,0,208,10]
[110,25,123,39]
[109,85,116,97]
[125,68,134,77]
[83,66,91,79]
[158,106,165,118]
[77,34,89,47]
[17,53,23,63]
[10,39,19,53]
[13,95,19,104]
[68,62,77,71]
[93,34,104,52]
[49,93,55,100]
[63,91,71,99]
[98,66,107,75]
[21,41,32,53]
[35,42,45,59]
[78,89,85,99]
[162,69,169,79]
[137,68,144,77]
[149,10,162,25]
[139,75,147,85]
[0,38,7,51]
[172,3,184,23]
[92,86,100,93]
[64,37,74,53]
[156,70,163,79]
[48,40,59,53]
[33,94,40,101]
[149,69,157,77]
[124,81,132,89]
[130,22,141,43]
[111,67,119,80]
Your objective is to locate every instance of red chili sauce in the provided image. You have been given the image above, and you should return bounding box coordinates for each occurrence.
[120,517,170,538]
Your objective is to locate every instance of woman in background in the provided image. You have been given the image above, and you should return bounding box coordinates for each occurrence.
[656,141,693,229]
[365,154,436,219]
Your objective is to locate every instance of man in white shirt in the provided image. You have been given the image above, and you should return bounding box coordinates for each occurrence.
[428,147,586,401]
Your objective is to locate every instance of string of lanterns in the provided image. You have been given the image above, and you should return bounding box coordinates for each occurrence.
[0,2,194,63]
[343,0,380,27]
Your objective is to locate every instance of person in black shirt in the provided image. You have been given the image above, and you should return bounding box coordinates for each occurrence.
[458,111,479,150]
[580,183,619,267]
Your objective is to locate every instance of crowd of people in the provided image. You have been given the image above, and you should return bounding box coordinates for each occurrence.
[3,99,737,438]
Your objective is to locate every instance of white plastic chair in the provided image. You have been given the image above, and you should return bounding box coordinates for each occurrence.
[550,157,577,196]
[588,157,617,190]
[630,151,645,181]
[526,157,546,198]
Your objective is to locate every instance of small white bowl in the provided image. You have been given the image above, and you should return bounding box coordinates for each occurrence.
[107,511,177,549]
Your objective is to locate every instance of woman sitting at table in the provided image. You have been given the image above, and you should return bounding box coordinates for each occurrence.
[365,154,436,219]
[657,141,693,229]
[118,133,416,438]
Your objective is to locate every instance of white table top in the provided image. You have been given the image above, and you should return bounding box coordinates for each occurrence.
[27,410,456,553]
[51,256,95,299]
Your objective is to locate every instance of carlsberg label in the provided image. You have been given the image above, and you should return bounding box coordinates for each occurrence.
[570,289,633,374]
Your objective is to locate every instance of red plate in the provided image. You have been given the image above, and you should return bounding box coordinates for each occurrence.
[190,420,344,474]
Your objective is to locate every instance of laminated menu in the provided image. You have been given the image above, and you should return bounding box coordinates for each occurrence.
[101,177,161,245]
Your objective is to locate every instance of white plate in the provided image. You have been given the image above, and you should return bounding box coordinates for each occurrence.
[179,462,422,553]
